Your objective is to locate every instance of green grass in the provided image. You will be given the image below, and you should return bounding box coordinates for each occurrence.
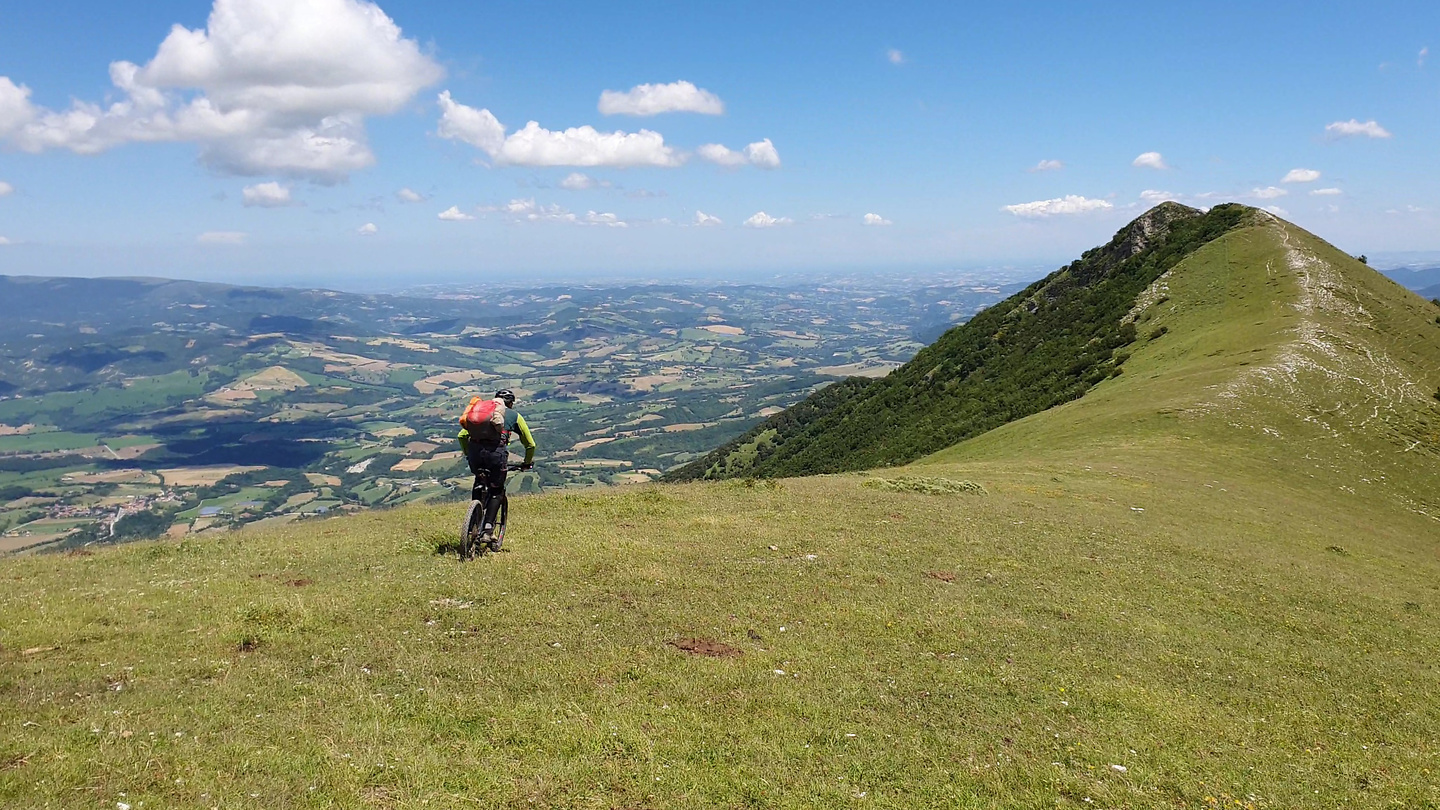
[2,215,1439,808]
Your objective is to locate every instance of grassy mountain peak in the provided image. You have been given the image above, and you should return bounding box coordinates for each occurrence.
[669,203,1259,481]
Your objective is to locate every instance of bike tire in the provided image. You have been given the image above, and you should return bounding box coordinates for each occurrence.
[460,499,484,561]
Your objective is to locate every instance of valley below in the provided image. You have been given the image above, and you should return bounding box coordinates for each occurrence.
[0,273,1018,553]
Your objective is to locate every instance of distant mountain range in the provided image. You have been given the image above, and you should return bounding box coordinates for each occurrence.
[1383,264,1440,291]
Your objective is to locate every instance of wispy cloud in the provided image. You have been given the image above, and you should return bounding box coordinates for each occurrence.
[1421,46,1429,68]
[1132,152,1169,170]
[0,236,12,245]
[482,198,628,227]
[1250,186,1288,200]
[693,211,723,227]
[1029,159,1064,172]
[598,81,724,116]
[0,180,12,197]
[1139,190,1181,205]
[397,188,425,203]
[241,182,293,208]
[358,222,378,236]
[1310,187,1343,196]
[1003,195,1113,218]
[197,231,246,245]
[887,49,906,65]
[1325,119,1391,139]
[1281,168,1321,183]
[560,172,612,190]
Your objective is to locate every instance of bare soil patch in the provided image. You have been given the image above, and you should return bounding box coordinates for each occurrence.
[668,638,743,658]
[926,571,957,583]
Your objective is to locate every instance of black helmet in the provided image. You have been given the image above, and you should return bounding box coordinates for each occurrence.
[495,389,516,407]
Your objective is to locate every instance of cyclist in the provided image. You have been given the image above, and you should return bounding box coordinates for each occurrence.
[458,389,536,547]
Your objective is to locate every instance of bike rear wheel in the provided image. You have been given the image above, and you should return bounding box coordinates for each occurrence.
[460,499,485,560]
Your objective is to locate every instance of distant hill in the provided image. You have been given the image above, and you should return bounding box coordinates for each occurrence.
[669,202,1254,480]
[1419,283,1440,302]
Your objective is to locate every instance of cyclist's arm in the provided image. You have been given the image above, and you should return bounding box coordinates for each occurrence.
[513,414,536,465]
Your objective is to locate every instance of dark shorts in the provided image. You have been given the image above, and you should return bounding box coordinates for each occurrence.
[465,441,508,496]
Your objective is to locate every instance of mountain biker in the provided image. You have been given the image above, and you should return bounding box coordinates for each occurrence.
[458,389,536,545]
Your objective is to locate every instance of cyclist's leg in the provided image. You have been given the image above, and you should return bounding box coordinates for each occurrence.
[463,437,488,501]
[481,447,508,529]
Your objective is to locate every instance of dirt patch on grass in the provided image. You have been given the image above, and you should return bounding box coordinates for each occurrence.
[285,578,314,587]
[669,638,743,658]
[863,477,987,495]
[160,465,266,487]
[926,571,957,583]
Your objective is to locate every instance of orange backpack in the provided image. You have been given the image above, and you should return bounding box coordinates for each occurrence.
[460,396,508,441]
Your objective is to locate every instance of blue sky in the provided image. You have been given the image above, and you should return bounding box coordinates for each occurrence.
[0,0,1435,288]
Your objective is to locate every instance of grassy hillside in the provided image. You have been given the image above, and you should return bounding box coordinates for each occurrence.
[3,213,1440,808]
[668,203,1253,481]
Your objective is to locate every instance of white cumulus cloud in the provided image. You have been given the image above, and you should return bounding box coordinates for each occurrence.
[0,77,37,137]
[697,138,781,169]
[1030,159,1063,172]
[1281,168,1321,183]
[693,211,723,226]
[437,205,473,221]
[1250,186,1288,200]
[1263,205,1289,217]
[1003,195,1113,218]
[1310,187,1343,196]
[0,0,444,182]
[743,211,793,228]
[887,49,906,65]
[242,181,292,207]
[863,213,892,226]
[197,230,246,244]
[1140,190,1180,205]
[438,92,682,168]
[396,187,424,203]
[358,222,378,236]
[745,138,781,169]
[1132,152,1169,170]
[0,180,12,196]
[597,81,724,116]
[1325,119,1391,139]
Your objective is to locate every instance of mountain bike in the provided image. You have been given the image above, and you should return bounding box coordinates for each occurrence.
[458,463,536,560]
[459,468,507,561]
